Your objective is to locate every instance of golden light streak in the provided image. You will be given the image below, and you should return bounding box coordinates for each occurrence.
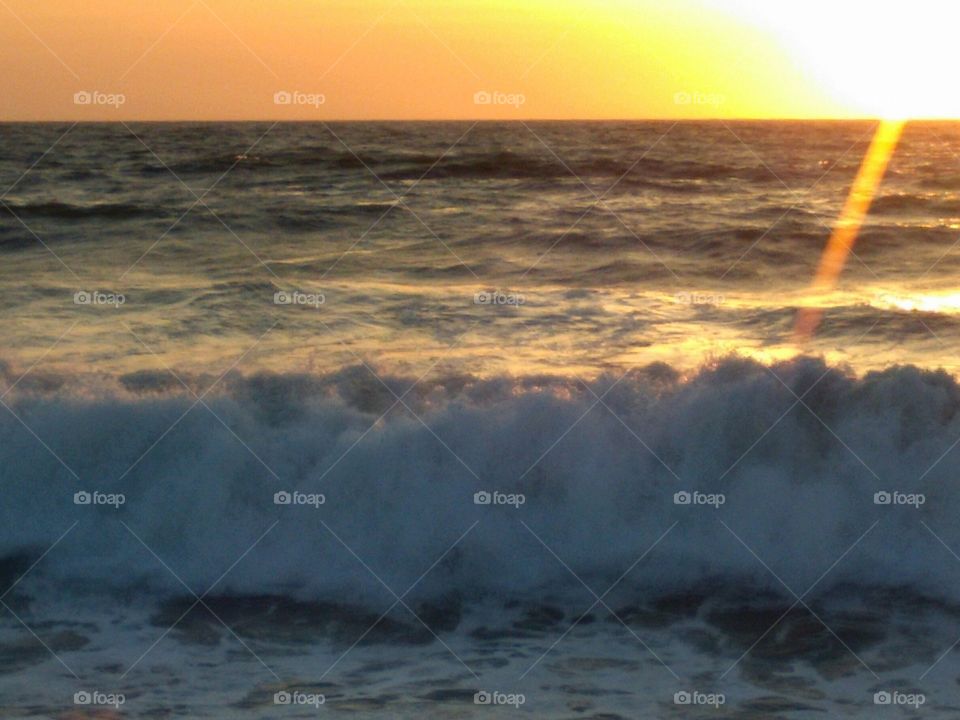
[793,120,905,343]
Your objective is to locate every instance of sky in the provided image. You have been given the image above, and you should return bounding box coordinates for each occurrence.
[2,0,958,121]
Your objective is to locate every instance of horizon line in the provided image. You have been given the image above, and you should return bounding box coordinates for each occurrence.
[4,116,956,124]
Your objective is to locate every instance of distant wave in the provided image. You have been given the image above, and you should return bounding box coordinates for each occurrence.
[872,192,960,215]
[2,199,163,220]
[2,356,960,609]
[143,148,784,185]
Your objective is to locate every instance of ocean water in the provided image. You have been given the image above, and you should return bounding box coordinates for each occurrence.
[3,121,960,717]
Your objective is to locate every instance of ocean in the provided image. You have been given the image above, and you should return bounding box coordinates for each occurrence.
[2,121,960,717]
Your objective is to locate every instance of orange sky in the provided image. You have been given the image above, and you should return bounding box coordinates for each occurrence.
[0,0,954,121]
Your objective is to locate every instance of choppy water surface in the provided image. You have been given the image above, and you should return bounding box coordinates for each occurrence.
[3,121,960,378]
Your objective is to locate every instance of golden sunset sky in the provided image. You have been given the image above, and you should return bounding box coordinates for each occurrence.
[2,0,958,120]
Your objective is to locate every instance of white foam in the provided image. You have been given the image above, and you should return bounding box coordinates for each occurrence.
[2,356,960,605]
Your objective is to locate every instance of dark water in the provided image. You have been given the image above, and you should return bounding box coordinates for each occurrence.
[3,122,960,717]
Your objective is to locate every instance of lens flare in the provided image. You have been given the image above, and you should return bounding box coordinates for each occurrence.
[793,120,905,343]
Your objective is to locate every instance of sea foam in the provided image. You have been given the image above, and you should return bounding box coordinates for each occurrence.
[1,356,959,607]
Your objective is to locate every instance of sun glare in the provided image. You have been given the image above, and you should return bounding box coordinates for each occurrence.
[712,0,960,119]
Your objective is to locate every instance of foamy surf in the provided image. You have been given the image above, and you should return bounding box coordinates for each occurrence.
[2,356,959,606]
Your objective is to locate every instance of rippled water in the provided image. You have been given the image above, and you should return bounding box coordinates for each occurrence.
[3,121,960,380]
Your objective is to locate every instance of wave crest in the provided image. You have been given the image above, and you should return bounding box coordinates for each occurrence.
[3,356,960,607]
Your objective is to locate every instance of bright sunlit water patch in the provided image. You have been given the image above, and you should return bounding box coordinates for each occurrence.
[873,292,960,314]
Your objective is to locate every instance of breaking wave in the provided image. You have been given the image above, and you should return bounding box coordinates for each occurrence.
[2,356,960,609]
